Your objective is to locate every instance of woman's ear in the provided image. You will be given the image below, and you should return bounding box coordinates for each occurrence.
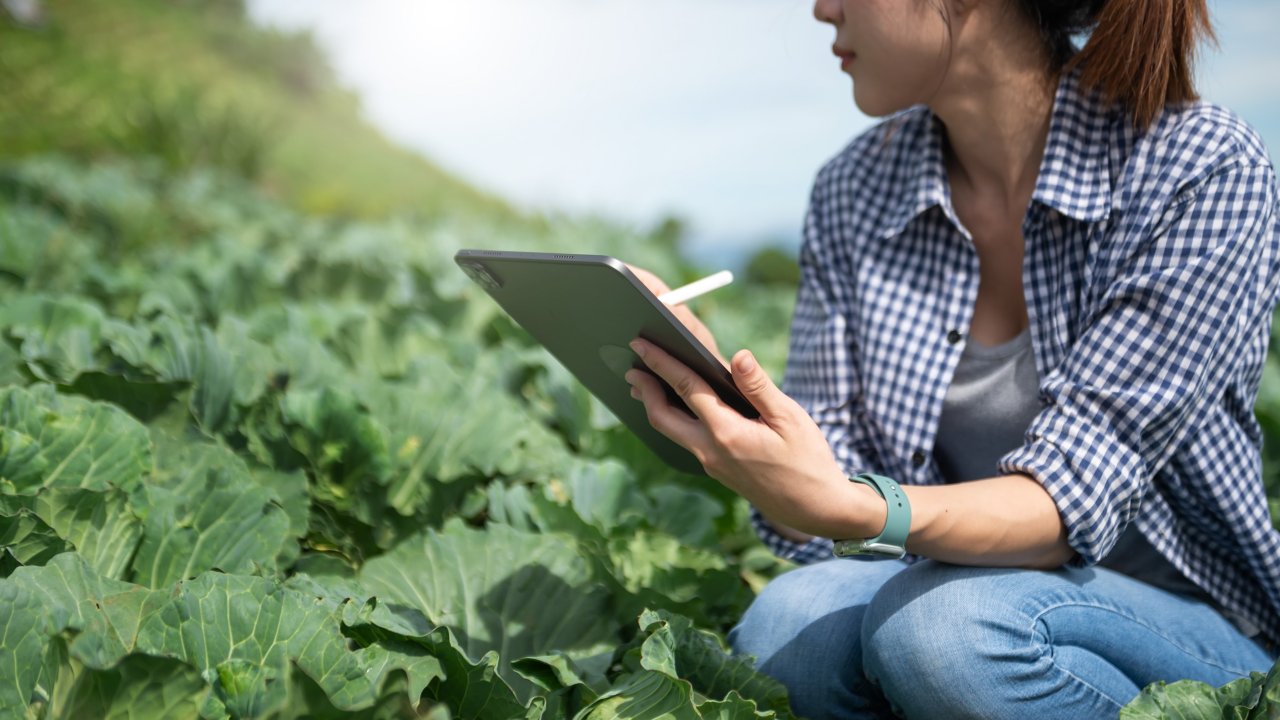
[944,0,980,23]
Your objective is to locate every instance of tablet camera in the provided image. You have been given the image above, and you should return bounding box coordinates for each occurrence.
[462,261,502,291]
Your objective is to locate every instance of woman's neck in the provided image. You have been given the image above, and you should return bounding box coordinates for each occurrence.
[928,13,1057,216]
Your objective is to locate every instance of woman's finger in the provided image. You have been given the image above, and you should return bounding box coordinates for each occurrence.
[623,263,727,366]
[628,368,715,463]
[627,339,734,429]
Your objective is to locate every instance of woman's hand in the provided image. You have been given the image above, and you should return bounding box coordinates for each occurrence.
[625,264,729,368]
[624,337,886,540]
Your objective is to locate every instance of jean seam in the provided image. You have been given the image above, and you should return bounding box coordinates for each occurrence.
[1026,616,1129,712]
[1028,599,1258,679]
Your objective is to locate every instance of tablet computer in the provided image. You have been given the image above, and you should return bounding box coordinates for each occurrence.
[454,249,759,476]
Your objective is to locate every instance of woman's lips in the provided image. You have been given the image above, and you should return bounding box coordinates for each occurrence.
[831,44,856,69]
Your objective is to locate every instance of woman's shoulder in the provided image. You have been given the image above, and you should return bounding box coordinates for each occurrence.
[1143,101,1270,166]
[1116,99,1275,208]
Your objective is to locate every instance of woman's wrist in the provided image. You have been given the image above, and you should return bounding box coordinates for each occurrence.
[815,475,889,541]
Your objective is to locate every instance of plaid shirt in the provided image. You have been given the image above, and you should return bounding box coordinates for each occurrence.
[751,68,1280,645]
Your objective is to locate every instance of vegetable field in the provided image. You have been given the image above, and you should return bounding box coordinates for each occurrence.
[0,156,805,718]
[3,1,1280,717]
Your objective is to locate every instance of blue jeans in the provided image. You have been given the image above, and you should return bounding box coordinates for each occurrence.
[726,558,1274,719]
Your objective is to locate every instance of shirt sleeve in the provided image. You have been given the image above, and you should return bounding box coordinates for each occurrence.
[747,175,876,564]
[998,155,1280,566]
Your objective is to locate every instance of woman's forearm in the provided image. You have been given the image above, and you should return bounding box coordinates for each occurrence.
[902,473,1073,569]
[761,472,1072,568]
[760,512,817,543]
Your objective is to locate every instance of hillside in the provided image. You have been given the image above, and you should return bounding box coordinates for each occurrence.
[0,0,531,223]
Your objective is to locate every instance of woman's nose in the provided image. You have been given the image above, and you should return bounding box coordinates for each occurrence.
[812,0,841,25]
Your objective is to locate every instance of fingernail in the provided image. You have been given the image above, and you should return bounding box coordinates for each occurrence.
[630,386,641,400]
[737,352,756,373]
[630,340,647,358]
[624,370,638,385]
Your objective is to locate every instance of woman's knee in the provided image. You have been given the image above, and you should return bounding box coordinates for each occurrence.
[729,558,907,719]
[861,562,1034,718]
[731,558,906,662]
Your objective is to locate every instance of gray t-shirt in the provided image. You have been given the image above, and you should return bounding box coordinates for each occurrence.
[932,327,1257,637]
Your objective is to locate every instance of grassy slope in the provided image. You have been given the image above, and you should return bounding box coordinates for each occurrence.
[0,0,533,225]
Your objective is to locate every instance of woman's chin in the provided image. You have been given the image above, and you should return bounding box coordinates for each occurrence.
[852,85,915,119]
[851,89,890,119]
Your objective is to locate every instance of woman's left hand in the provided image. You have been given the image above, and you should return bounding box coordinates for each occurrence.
[624,337,881,540]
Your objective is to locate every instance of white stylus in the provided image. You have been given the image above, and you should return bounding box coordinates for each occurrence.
[657,270,734,306]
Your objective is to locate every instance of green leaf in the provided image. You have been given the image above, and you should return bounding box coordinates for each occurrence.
[572,612,783,720]
[696,691,777,720]
[1121,679,1238,719]
[124,572,345,717]
[512,653,601,696]
[3,553,159,670]
[607,533,744,609]
[647,484,724,549]
[0,384,152,495]
[0,340,26,387]
[512,653,604,720]
[287,571,539,720]
[358,518,619,702]
[0,494,72,570]
[280,386,392,515]
[130,434,296,587]
[563,459,651,535]
[1120,658,1280,719]
[191,324,240,434]
[34,488,142,579]
[0,553,160,718]
[412,626,542,720]
[57,654,209,720]
[522,481,750,628]
[0,295,106,384]
[363,356,572,489]
[0,427,46,491]
[574,670,699,720]
[634,610,795,720]
[0,567,55,715]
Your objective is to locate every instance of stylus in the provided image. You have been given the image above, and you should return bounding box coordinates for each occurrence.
[658,270,734,306]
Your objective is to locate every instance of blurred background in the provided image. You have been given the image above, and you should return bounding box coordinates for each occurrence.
[4,0,1277,273]
[252,0,1279,270]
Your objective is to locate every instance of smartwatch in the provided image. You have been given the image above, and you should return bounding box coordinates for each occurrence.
[833,473,911,559]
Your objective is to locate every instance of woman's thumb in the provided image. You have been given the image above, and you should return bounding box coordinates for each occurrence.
[732,350,790,422]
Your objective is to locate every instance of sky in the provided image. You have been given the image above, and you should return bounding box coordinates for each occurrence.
[246,0,1280,268]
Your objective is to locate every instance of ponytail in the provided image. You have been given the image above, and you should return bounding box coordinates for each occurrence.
[1020,0,1216,129]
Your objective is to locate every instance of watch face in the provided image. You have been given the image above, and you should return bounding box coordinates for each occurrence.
[834,538,906,559]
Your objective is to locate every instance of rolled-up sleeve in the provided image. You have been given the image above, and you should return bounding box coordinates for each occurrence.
[749,176,876,564]
[998,156,1280,566]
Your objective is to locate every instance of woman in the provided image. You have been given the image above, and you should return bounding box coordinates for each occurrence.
[623,0,1280,717]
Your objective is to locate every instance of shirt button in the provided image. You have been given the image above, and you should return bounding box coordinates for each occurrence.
[946,329,963,345]
[911,450,926,467]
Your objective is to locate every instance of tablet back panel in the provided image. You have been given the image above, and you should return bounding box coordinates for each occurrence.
[455,250,759,476]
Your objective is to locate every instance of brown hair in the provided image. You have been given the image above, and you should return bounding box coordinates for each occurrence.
[1018,0,1216,128]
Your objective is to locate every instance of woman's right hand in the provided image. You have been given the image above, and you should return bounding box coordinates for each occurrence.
[626,264,818,544]
[625,263,729,368]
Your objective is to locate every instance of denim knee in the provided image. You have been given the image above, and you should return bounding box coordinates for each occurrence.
[729,559,906,720]
[861,562,1037,719]
[860,561,1274,719]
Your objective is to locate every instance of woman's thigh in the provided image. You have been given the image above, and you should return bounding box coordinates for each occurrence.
[862,561,1275,720]
[728,557,908,720]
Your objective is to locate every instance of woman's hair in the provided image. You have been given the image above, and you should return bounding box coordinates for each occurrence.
[1016,0,1216,128]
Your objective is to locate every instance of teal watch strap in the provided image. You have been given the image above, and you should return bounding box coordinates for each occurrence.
[833,473,911,559]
